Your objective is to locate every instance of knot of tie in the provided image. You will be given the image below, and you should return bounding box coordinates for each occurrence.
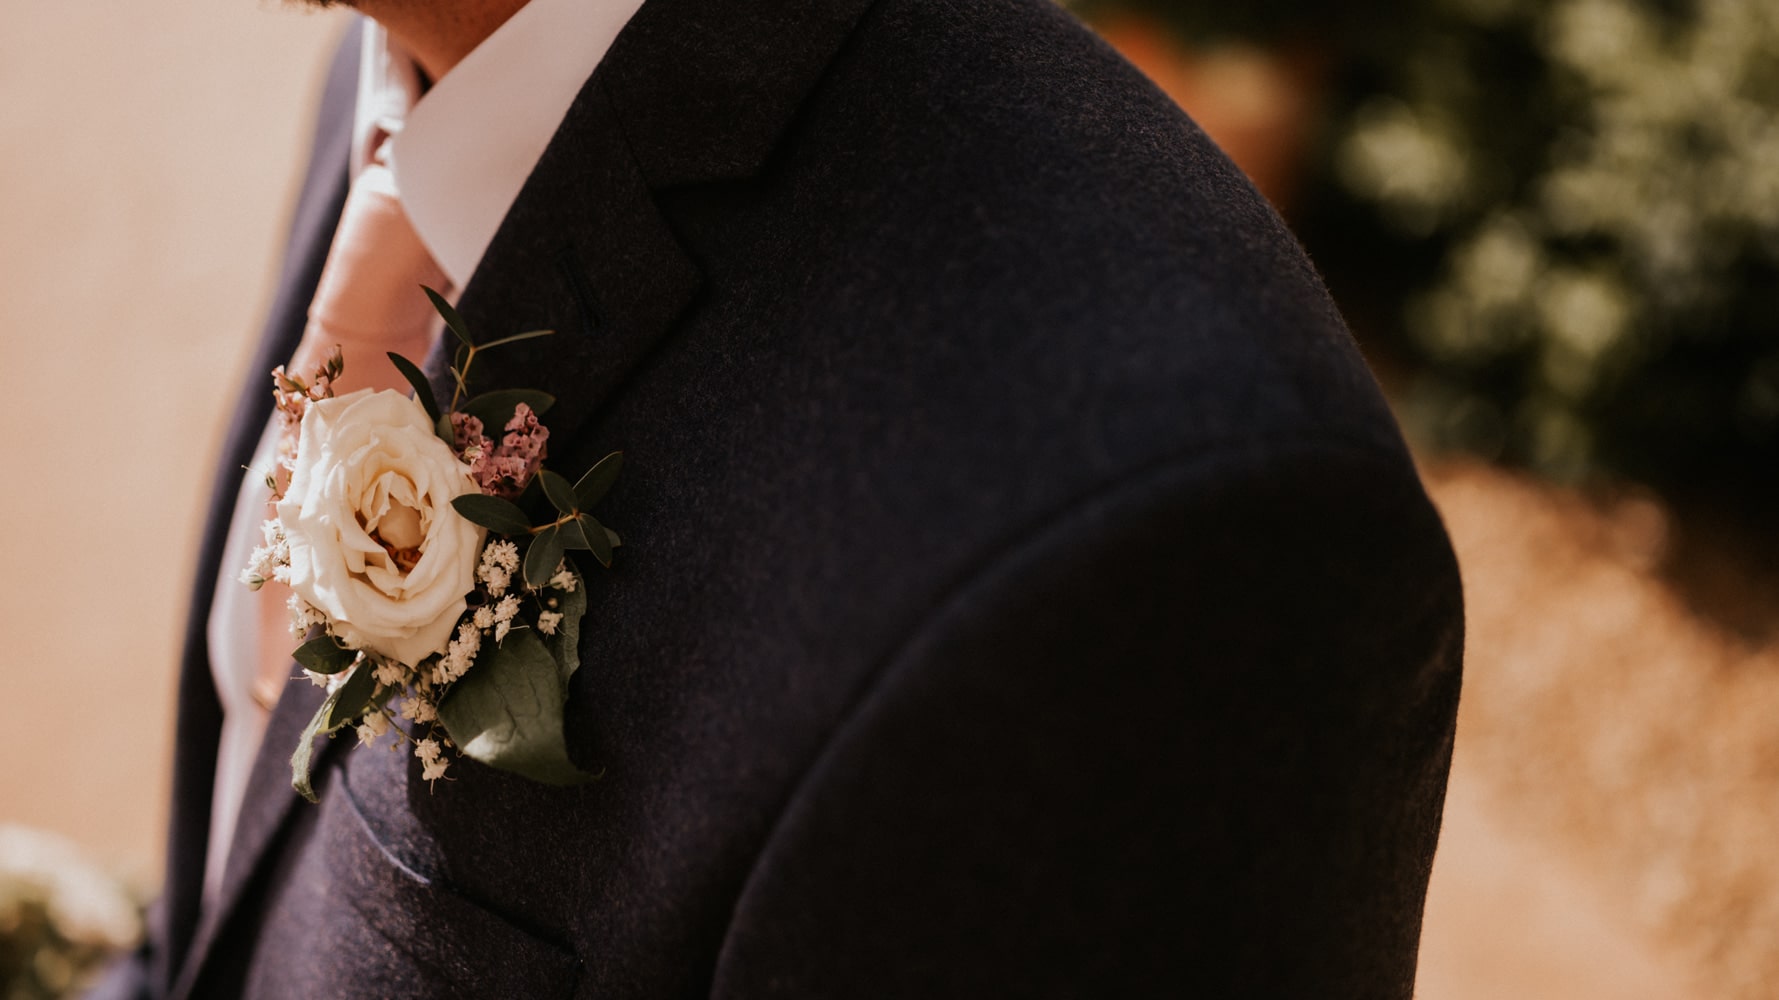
[287,159,451,398]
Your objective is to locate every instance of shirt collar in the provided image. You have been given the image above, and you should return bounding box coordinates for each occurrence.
[352,0,646,291]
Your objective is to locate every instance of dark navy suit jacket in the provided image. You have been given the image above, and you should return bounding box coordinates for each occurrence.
[97,0,1464,995]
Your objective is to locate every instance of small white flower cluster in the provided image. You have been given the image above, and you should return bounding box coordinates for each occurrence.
[532,563,578,636]
[288,594,340,690]
[287,593,326,637]
[239,519,292,591]
[476,539,521,596]
[399,692,438,724]
[433,620,484,686]
[355,710,389,746]
[468,594,524,645]
[415,737,449,782]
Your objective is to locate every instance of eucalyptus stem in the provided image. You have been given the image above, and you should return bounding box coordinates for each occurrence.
[530,511,583,534]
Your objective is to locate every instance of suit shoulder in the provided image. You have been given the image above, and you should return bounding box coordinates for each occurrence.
[758,0,1405,462]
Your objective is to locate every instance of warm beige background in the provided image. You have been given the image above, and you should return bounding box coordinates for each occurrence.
[0,6,1718,999]
[0,2,349,884]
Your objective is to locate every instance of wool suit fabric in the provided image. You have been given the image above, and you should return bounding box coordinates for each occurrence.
[94,0,1465,996]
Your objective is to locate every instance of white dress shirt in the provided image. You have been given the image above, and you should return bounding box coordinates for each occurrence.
[361,0,647,290]
[202,0,645,909]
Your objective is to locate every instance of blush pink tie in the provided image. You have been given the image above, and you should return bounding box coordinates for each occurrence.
[285,159,450,399]
[254,156,450,711]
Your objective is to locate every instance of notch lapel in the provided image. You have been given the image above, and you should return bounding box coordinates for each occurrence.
[167,685,346,1000]
[601,0,882,190]
[417,0,881,434]
[418,81,701,443]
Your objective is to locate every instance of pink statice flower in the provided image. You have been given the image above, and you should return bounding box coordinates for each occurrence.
[266,348,345,498]
[451,412,493,469]
[465,403,549,498]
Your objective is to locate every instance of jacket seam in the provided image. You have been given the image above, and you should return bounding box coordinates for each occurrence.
[708,429,1421,973]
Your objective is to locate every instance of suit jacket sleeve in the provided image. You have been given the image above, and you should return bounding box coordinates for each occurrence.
[709,441,1464,998]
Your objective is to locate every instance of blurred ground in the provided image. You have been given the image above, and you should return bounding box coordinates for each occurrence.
[1420,460,1779,1000]
[1416,461,1710,999]
[1,5,1768,999]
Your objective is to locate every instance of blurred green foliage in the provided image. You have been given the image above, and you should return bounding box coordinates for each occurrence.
[1300,0,1779,497]
[1078,0,1779,498]
[1068,0,1414,46]
[0,827,140,1000]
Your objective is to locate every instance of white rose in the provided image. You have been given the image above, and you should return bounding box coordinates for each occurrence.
[278,388,485,667]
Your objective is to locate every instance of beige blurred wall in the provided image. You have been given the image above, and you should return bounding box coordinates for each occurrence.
[0,1,350,885]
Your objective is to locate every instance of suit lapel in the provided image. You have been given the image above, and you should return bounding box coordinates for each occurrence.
[168,686,345,1000]
[419,0,880,434]
[600,0,882,190]
[417,80,701,442]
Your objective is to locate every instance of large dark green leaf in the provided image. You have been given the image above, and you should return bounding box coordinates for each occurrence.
[290,686,342,804]
[452,494,533,535]
[437,628,596,786]
[524,524,565,588]
[325,661,379,731]
[538,470,578,516]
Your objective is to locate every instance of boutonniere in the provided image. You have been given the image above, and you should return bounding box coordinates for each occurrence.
[242,289,620,800]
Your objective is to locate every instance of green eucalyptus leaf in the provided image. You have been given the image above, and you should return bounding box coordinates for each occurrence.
[388,352,441,424]
[293,636,357,675]
[459,389,556,432]
[557,517,613,567]
[450,356,471,399]
[572,452,623,509]
[290,687,340,803]
[603,525,622,549]
[325,661,379,731]
[452,494,533,535]
[477,328,555,352]
[558,518,591,551]
[583,515,614,567]
[424,285,474,349]
[435,412,455,448]
[436,628,596,785]
[524,524,565,588]
[538,470,578,516]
